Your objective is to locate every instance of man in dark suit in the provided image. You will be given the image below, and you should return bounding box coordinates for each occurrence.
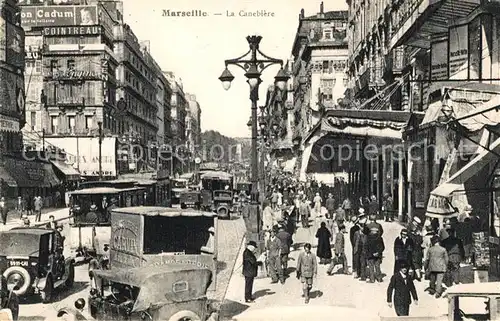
[387,261,418,316]
[242,240,258,303]
[393,228,415,274]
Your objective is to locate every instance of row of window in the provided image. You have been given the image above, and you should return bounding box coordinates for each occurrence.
[123,45,156,86]
[311,60,348,73]
[319,78,349,88]
[47,114,94,134]
[123,91,156,125]
[124,69,155,104]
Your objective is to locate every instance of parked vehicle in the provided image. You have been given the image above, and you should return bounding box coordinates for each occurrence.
[171,179,189,205]
[108,206,218,291]
[0,228,75,303]
[87,265,218,321]
[200,171,234,219]
[180,190,202,210]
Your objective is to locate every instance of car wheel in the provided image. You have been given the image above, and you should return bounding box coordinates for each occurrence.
[217,206,230,219]
[65,263,75,288]
[3,267,31,296]
[168,310,202,321]
[40,277,53,304]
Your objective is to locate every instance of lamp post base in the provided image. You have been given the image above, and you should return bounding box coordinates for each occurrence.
[241,203,264,252]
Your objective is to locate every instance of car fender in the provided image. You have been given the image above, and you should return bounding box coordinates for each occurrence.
[36,275,50,291]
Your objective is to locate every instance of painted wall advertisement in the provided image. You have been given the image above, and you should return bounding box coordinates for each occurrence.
[430,41,448,80]
[45,137,117,176]
[449,25,469,79]
[6,23,25,69]
[20,5,98,28]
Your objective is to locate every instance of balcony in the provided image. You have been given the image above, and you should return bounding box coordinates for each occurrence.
[389,0,480,50]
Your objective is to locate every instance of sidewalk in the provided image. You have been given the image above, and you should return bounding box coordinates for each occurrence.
[0,207,70,231]
[220,220,448,320]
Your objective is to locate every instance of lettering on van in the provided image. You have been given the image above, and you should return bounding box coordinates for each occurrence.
[112,219,140,255]
[113,234,138,253]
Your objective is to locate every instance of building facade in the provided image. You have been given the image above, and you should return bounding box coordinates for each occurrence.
[165,72,187,175]
[186,93,201,167]
[288,4,351,184]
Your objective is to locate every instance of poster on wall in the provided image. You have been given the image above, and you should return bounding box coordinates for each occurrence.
[431,41,448,80]
[45,137,117,176]
[6,23,25,69]
[449,25,468,79]
[20,5,98,29]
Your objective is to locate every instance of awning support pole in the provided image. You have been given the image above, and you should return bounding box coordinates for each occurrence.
[453,127,500,159]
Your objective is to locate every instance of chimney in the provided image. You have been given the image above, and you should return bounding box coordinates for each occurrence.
[300,8,304,19]
[318,2,324,18]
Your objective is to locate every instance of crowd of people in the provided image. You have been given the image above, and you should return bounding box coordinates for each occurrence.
[242,171,488,316]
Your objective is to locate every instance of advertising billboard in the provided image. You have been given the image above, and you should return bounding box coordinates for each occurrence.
[0,70,25,116]
[6,23,25,69]
[43,25,102,36]
[44,137,117,176]
[449,24,468,79]
[430,41,448,80]
[20,5,98,28]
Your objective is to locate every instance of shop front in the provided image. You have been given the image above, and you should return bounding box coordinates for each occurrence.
[1,156,61,208]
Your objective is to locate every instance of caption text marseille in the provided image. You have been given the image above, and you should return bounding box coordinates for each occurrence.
[162,9,275,18]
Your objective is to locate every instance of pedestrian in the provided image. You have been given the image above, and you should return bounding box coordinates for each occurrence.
[16,196,23,218]
[366,212,384,236]
[46,215,58,230]
[22,214,30,227]
[409,218,424,281]
[335,205,346,229]
[387,261,418,316]
[26,195,33,216]
[296,243,317,304]
[34,196,42,222]
[271,189,279,210]
[0,197,7,225]
[393,228,414,274]
[383,193,394,222]
[327,224,348,275]
[350,215,361,278]
[457,204,472,223]
[242,240,258,303]
[441,228,464,287]
[357,216,369,281]
[266,227,284,284]
[276,189,283,209]
[262,199,275,235]
[325,193,335,219]
[299,196,311,228]
[366,226,385,283]
[276,224,292,275]
[341,197,352,221]
[456,217,473,264]
[368,195,379,219]
[425,235,448,298]
[315,222,332,264]
[86,204,99,223]
[313,192,322,216]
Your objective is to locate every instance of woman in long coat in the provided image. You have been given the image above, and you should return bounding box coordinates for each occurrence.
[316,222,332,264]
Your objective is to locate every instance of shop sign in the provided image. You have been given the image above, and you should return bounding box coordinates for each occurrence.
[43,25,102,36]
[430,41,448,80]
[0,115,19,132]
[20,5,98,28]
[449,25,468,78]
[25,46,41,60]
[6,23,24,69]
[44,137,117,176]
[52,69,103,81]
[426,194,457,217]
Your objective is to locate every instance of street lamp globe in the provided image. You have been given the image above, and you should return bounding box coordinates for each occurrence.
[245,65,261,89]
[274,67,289,91]
[218,68,235,91]
[272,123,279,132]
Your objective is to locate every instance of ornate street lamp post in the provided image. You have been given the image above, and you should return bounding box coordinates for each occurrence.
[219,36,288,244]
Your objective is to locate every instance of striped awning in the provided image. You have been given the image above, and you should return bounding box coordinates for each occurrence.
[322,116,405,139]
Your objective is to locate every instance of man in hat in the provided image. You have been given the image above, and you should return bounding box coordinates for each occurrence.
[383,193,394,222]
[325,193,335,219]
[387,260,418,316]
[105,197,118,223]
[356,215,369,281]
[327,224,349,275]
[276,224,292,275]
[393,228,414,274]
[266,227,284,284]
[366,212,384,237]
[425,235,448,298]
[458,204,472,223]
[350,215,361,277]
[299,196,311,228]
[242,241,258,303]
[366,226,385,283]
[296,243,317,304]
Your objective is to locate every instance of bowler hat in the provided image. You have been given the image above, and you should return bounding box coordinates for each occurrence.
[247,241,257,247]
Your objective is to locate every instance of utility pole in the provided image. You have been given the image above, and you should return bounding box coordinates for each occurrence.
[42,128,45,151]
[98,121,103,181]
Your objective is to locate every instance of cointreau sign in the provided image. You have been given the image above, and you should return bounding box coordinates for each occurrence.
[52,69,103,81]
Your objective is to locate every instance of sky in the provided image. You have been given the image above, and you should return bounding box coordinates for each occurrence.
[122,0,348,138]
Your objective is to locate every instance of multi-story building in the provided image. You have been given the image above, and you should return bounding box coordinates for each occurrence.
[152,64,173,172]
[186,93,201,166]
[114,25,158,173]
[20,1,122,178]
[164,72,187,175]
[287,3,350,184]
[387,0,500,278]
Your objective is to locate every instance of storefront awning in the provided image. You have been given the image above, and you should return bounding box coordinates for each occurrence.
[321,117,405,139]
[0,167,17,187]
[426,136,500,218]
[458,95,500,132]
[3,158,61,188]
[51,161,80,181]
